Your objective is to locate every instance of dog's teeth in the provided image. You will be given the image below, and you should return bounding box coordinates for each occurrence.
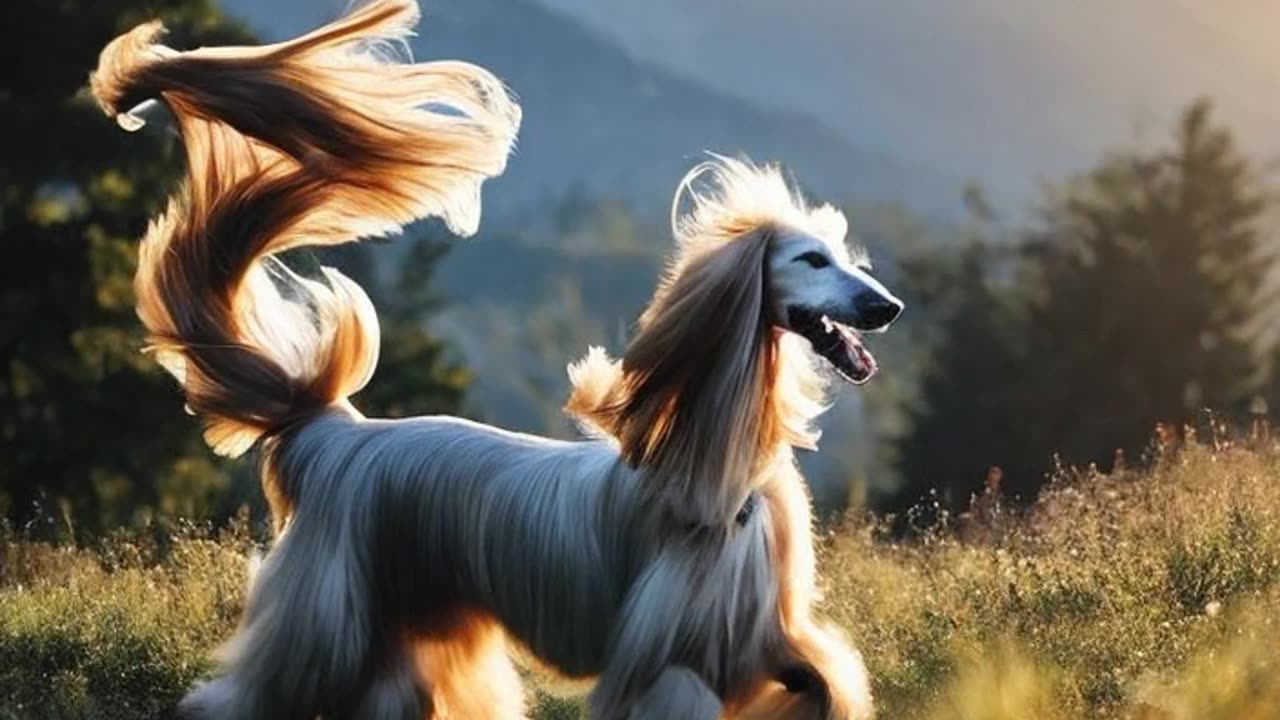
[820,315,835,334]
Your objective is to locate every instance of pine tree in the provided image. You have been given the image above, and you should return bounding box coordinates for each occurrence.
[0,1,468,531]
[891,239,1034,513]
[893,100,1274,514]
[1022,100,1271,471]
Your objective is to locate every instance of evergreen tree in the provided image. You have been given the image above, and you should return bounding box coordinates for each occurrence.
[894,100,1274,513]
[0,1,467,531]
[891,240,1034,512]
[1021,100,1272,471]
[1,1,254,530]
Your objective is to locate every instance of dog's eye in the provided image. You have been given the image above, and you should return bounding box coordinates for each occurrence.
[793,251,830,269]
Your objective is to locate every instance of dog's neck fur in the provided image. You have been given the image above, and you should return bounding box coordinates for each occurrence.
[566,228,826,525]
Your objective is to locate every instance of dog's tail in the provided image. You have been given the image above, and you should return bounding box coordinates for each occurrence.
[90,0,518,505]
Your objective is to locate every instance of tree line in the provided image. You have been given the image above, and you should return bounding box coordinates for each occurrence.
[891,100,1277,514]
[3,1,1276,532]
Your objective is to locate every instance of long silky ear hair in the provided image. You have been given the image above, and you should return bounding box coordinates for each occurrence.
[567,158,828,524]
[89,0,519,524]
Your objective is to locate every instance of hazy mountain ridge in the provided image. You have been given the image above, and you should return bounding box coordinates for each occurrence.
[539,0,1280,211]
[217,0,959,217]
[209,0,953,497]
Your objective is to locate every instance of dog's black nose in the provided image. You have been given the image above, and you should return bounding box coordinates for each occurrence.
[854,293,903,330]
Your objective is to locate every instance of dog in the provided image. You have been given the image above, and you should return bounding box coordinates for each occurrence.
[91,1,900,717]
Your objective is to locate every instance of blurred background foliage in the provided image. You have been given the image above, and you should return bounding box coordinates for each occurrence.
[3,0,1280,534]
[0,0,467,534]
[2,0,255,532]
[893,99,1279,514]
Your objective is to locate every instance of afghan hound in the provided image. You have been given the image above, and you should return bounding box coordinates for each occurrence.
[91,1,901,717]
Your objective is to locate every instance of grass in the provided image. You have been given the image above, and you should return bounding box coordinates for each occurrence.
[3,438,1279,718]
[828,437,1280,718]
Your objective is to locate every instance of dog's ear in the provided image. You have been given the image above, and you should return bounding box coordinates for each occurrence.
[568,229,779,521]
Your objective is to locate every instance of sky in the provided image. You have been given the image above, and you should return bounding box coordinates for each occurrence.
[537,0,1280,208]
[218,0,1280,212]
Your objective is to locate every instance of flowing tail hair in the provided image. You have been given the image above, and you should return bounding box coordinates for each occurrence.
[90,0,519,523]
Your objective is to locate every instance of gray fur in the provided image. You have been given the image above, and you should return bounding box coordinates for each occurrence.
[174,157,879,719]
[96,1,873,715]
[627,667,723,720]
[186,412,789,717]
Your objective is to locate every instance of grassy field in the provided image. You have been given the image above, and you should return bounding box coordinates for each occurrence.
[3,437,1278,719]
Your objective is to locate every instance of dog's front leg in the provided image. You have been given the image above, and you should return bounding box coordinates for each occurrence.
[773,621,873,720]
[589,545,724,719]
[624,665,723,720]
[731,625,872,720]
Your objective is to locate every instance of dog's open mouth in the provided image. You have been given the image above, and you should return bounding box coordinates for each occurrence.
[788,307,878,384]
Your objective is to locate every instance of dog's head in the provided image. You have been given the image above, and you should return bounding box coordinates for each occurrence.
[564,156,904,516]
[582,154,903,400]
[767,228,902,385]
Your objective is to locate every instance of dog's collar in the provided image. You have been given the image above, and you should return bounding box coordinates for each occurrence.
[735,491,759,527]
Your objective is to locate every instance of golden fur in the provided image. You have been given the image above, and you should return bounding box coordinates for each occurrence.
[92,2,873,716]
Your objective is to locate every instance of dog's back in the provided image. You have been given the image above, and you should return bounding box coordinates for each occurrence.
[267,410,653,673]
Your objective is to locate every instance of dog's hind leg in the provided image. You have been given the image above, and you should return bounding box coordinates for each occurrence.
[412,609,526,719]
[180,526,381,719]
[349,641,433,720]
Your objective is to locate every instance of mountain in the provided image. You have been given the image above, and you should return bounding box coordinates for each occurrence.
[216,0,960,217]
[539,0,1280,212]
[210,0,939,506]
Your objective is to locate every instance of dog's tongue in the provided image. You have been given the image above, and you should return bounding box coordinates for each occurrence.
[836,324,877,384]
[807,313,879,384]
